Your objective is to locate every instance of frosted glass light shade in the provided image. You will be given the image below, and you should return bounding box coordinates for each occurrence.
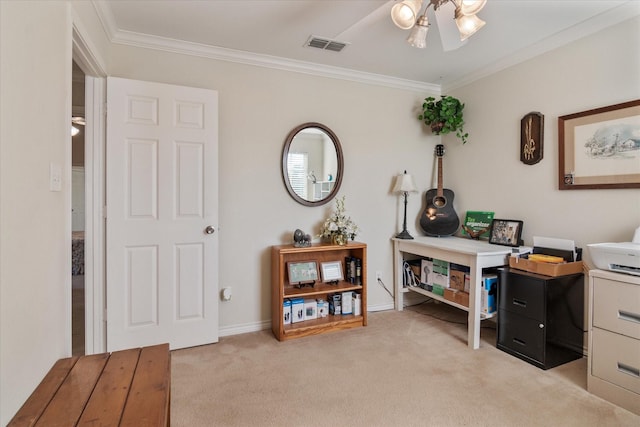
[456,12,485,40]
[460,0,487,16]
[391,0,423,30]
[406,15,429,48]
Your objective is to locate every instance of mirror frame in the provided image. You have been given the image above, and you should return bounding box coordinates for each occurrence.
[281,122,344,207]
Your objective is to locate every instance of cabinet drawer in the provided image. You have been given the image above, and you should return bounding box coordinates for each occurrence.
[593,277,640,339]
[499,272,545,319]
[497,310,544,362]
[591,328,640,394]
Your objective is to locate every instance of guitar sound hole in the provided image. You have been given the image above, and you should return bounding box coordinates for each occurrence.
[433,196,447,208]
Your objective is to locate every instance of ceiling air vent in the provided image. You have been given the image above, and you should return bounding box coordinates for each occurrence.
[305,36,349,52]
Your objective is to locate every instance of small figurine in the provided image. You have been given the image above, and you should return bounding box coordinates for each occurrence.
[293,229,312,247]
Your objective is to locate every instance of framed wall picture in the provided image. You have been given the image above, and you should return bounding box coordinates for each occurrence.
[489,219,523,247]
[558,99,640,189]
[320,261,343,283]
[287,261,318,286]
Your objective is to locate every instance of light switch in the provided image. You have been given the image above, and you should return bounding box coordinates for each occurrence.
[50,162,62,192]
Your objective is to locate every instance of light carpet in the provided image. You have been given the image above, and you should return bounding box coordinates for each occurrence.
[170,302,639,426]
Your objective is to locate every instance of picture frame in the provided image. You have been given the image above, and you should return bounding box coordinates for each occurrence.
[287,261,318,286]
[558,99,640,190]
[320,261,343,283]
[488,219,523,247]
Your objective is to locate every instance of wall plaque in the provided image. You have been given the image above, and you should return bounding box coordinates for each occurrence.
[521,112,544,165]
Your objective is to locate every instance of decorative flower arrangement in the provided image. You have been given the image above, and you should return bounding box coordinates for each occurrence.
[319,196,359,245]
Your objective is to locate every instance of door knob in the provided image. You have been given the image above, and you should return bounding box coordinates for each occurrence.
[205,226,215,235]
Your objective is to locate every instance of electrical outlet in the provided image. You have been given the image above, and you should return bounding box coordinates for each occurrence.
[375,271,382,282]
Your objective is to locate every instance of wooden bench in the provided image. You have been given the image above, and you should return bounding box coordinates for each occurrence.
[8,343,171,427]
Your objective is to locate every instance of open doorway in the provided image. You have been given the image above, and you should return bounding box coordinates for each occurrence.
[71,61,86,356]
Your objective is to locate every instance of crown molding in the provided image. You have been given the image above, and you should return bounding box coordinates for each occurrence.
[91,1,437,94]
[92,0,117,42]
[116,30,439,93]
[443,2,640,92]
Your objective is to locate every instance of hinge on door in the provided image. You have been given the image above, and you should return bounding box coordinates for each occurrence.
[103,205,107,219]
[103,308,107,322]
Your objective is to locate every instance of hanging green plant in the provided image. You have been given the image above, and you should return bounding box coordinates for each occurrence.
[418,95,468,144]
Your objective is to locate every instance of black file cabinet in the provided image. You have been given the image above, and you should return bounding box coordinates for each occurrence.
[497,268,584,370]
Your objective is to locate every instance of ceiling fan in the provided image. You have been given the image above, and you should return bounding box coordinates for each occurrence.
[334,0,487,52]
[395,0,487,50]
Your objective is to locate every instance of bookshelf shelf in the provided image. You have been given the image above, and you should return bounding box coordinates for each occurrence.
[406,285,497,320]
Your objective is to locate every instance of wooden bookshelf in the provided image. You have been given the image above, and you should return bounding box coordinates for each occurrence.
[271,242,367,341]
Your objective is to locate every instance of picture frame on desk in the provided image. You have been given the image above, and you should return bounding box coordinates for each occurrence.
[489,219,523,247]
[287,261,318,287]
[320,261,343,283]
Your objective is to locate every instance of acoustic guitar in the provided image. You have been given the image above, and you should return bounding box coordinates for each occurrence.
[420,144,460,237]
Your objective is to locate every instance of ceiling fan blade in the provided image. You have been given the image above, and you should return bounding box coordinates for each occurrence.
[334,0,395,40]
[434,1,468,52]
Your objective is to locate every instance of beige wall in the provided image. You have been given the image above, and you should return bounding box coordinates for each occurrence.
[1,1,638,423]
[1,1,71,422]
[446,15,640,252]
[0,1,111,422]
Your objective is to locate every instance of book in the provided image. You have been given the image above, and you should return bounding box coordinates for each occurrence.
[462,211,494,239]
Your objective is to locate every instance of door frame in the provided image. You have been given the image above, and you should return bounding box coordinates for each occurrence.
[72,18,107,354]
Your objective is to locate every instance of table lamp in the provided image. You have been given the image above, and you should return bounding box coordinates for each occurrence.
[392,170,418,239]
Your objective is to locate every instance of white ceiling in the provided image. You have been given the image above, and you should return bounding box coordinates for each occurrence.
[94,0,640,90]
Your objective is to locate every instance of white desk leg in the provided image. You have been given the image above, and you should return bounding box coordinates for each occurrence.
[467,261,482,349]
[393,240,404,311]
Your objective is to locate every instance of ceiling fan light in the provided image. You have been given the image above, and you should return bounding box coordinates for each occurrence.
[455,11,485,41]
[71,125,80,136]
[459,0,487,16]
[391,0,423,30]
[71,116,86,126]
[406,15,429,48]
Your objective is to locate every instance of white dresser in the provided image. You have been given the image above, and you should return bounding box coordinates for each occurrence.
[588,269,640,415]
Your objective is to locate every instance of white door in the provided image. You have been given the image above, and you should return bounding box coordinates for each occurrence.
[106,77,219,351]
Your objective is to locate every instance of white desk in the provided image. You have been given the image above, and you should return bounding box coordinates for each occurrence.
[393,236,512,349]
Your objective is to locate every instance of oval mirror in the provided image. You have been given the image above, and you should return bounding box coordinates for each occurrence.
[282,122,343,206]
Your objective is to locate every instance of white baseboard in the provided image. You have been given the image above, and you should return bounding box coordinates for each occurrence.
[367,302,394,312]
[218,306,395,337]
[219,319,271,337]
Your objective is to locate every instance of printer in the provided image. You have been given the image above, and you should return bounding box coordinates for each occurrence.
[587,226,640,276]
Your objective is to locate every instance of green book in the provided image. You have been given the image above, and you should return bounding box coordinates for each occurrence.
[462,211,494,239]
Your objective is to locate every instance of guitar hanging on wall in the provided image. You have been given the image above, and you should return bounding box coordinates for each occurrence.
[420,144,460,237]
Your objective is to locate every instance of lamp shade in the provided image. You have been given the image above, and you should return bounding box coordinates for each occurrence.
[391,0,423,30]
[455,12,486,41]
[406,15,429,48]
[459,0,487,16]
[392,171,418,193]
